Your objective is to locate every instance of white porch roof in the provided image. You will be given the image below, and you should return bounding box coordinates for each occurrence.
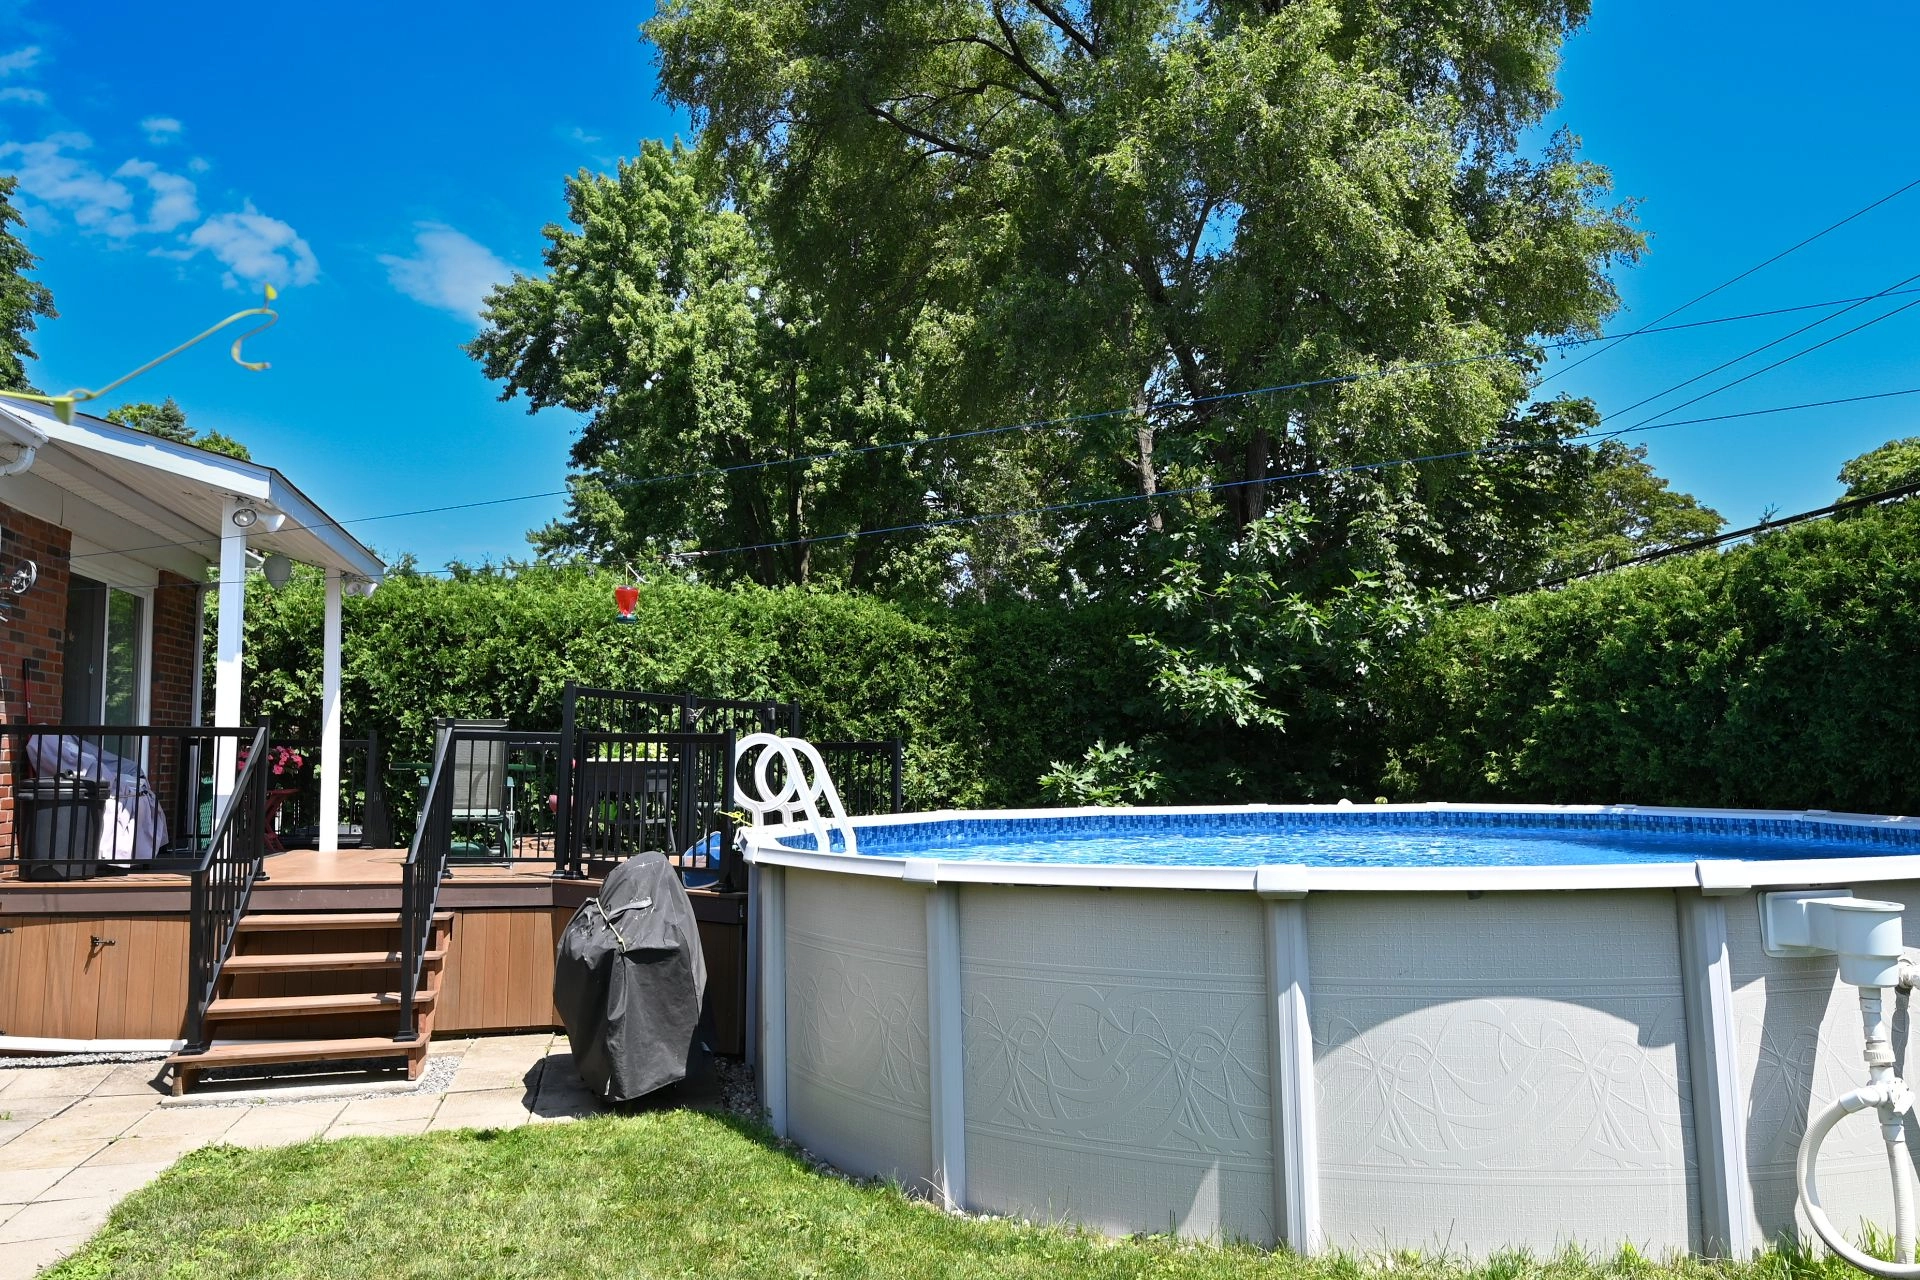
[0,400,384,583]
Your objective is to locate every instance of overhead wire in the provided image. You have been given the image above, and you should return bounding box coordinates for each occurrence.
[60,281,1920,569]
[1534,175,1920,389]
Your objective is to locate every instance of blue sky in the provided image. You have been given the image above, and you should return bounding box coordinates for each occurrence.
[0,2,1915,571]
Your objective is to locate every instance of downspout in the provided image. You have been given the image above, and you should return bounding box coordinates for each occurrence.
[0,444,36,476]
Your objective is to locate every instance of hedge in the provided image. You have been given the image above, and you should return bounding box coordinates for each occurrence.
[236,499,1920,813]
[1380,500,1920,812]
[235,568,1154,809]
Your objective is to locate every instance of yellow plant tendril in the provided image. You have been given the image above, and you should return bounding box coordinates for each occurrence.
[0,285,280,424]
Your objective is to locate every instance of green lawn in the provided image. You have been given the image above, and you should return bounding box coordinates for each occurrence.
[48,1110,1867,1280]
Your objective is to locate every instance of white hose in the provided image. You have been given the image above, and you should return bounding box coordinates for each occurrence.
[1890,1137,1916,1264]
[1797,1085,1920,1277]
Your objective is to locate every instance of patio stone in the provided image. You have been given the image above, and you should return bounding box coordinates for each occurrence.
[120,1105,241,1142]
[426,1036,474,1058]
[220,1101,346,1149]
[0,1065,114,1100]
[89,1065,170,1098]
[2,1138,108,1170]
[83,1134,208,1167]
[326,1117,433,1140]
[41,1161,169,1203]
[0,1232,91,1280]
[0,1167,65,1207]
[0,1193,117,1244]
[23,1097,151,1143]
[428,1088,529,1132]
[0,1118,39,1148]
[331,1093,439,1127]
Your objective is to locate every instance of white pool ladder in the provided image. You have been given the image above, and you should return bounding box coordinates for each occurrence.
[733,733,858,855]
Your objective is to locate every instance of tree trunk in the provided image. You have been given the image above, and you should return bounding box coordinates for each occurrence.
[1135,402,1163,533]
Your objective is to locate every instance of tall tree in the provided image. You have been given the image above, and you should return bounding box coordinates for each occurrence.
[1838,436,1920,500]
[647,0,1643,596]
[0,174,56,393]
[472,141,994,591]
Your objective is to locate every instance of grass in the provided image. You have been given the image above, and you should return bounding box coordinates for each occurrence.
[46,1110,1878,1280]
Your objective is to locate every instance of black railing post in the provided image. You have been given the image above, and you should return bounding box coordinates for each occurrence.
[890,738,904,814]
[252,719,273,882]
[556,681,579,876]
[185,868,210,1049]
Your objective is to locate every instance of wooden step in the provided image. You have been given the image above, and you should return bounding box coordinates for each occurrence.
[236,912,450,933]
[166,1036,421,1071]
[205,990,438,1021]
[221,949,445,974]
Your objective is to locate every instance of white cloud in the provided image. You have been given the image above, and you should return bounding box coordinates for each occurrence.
[186,156,210,174]
[183,204,319,290]
[0,132,135,233]
[0,134,201,237]
[140,116,183,143]
[0,46,41,77]
[379,222,514,321]
[114,159,198,231]
[567,126,602,146]
[0,86,45,105]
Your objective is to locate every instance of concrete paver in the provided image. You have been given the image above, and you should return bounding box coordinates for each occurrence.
[429,1087,532,1132]
[0,1167,66,1207]
[0,1034,600,1276]
[0,1193,119,1245]
[220,1100,346,1149]
[42,1162,170,1203]
[0,1232,92,1280]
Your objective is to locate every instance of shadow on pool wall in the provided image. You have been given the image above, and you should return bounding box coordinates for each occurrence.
[746,806,1920,1258]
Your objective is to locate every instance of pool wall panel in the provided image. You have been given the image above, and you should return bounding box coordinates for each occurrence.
[958,886,1276,1242]
[1309,892,1697,1253]
[1726,880,1920,1245]
[783,869,933,1190]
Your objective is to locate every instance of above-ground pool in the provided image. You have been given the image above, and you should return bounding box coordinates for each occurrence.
[743,804,1920,1258]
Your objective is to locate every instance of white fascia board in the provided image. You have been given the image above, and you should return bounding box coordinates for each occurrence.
[261,472,384,580]
[740,803,1920,894]
[35,414,272,499]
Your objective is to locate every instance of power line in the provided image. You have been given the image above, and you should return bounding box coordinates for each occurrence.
[83,383,1920,587]
[1480,476,1920,603]
[65,283,1920,569]
[1536,175,1920,388]
[1596,269,1920,427]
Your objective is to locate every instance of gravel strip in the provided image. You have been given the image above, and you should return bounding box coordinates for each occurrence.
[0,1050,169,1068]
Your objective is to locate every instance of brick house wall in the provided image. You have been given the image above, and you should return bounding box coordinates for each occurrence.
[0,500,206,857]
[144,570,200,820]
[0,500,73,853]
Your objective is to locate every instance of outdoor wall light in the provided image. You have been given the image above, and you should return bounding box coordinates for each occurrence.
[230,505,259,529]
[343,576,377,598]
[261,553,293,589]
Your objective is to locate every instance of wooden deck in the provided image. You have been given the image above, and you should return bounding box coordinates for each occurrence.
[0,848,749,1052]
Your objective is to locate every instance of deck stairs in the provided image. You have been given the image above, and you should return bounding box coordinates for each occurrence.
[166,905,451,1095]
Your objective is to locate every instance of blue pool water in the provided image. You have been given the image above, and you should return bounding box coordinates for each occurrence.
[839,810,1920,868]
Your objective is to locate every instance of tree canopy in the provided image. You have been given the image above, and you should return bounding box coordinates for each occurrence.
[0,174,56,394]
[646,0,1644,598]
[107,396,253,460]
[1839,436,1920,500]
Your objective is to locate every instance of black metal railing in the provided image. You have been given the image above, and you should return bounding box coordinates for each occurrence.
[183,725,272,1050]
[4,723,260,876]
[567,730,735,884]
[397,728,455,1041]
[272,734,394,849]
[812,739,906,816]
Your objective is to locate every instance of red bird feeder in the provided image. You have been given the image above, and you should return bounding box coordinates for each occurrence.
[614,584,640,622]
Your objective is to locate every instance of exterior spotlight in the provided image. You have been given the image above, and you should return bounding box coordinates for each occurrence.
[261,553,293,589]
[230,506,259,529]
[343,576,378,598]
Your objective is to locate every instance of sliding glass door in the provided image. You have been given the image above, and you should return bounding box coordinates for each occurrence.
[62,574,148,725]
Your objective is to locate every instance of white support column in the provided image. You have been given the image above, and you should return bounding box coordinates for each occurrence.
[1677,889,1756,1256]
[318,568,343,852]
[1259,869,1320,1253]
[759,864,789,1138]
[926,883,967,1212]
[212,497,248,807]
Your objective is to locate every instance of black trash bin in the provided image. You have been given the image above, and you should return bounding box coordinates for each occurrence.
[19,775,106,881]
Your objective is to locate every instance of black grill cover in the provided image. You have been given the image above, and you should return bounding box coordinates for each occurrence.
[554,853,708,1102]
